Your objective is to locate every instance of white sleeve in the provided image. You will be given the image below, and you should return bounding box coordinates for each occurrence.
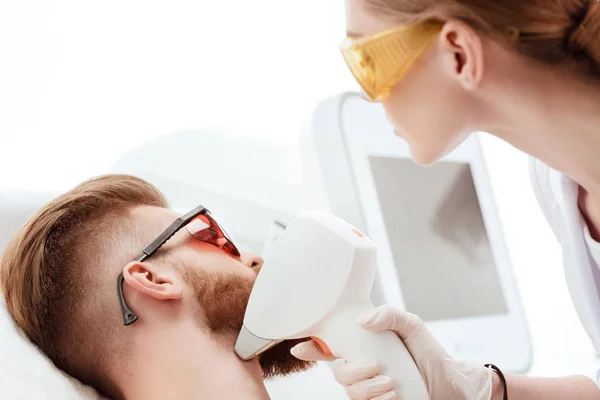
[528,157,563,243]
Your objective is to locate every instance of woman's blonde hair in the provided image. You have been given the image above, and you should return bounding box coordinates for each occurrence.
[366,0,600,77]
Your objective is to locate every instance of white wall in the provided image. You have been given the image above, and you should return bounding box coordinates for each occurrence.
[0,0,354,192]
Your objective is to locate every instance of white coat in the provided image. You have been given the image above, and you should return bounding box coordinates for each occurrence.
[529,158,600,360]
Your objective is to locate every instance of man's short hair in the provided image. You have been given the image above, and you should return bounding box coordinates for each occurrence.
[0,174,168,399]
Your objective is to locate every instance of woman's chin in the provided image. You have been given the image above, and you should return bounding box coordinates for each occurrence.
[409,146,442,166]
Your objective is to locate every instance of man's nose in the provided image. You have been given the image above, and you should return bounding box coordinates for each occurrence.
[240,253,264,271]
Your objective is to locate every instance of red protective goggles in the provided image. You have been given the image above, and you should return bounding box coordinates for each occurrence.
[184,211,241,258]
[118,205,240,326]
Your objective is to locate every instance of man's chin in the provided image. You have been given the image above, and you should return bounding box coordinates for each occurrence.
[258,339,315,379]
[188,268,314,378]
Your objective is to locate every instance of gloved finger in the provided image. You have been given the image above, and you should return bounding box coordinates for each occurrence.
[332,360,380,386]
[290,340,337,362]
[345,375,394,400]
[371,391,398,400]
[357,305,448,363]
[357,305,422,341]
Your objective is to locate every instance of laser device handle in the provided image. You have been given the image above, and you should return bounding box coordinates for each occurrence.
[319,308,429,400]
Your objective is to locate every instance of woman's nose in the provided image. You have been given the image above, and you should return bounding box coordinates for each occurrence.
[240,253,264,271]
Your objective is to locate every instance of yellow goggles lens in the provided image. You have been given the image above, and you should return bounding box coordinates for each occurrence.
[340,22,444,102]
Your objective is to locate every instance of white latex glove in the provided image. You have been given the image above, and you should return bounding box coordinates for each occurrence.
[291,305,494,400]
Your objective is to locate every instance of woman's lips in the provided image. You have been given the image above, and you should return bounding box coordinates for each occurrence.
[394,127,409,142]
[386,114,404,138]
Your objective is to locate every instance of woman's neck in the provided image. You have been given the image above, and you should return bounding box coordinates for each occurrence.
[487,62,600,196]
[484,59,600,237]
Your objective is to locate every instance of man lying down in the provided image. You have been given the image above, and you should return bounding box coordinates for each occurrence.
[0,174,314,400]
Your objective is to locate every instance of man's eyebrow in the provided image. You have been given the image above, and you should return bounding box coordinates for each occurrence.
[346,30,364,39]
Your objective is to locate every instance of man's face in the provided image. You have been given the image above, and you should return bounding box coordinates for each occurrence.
[148,207,313,378]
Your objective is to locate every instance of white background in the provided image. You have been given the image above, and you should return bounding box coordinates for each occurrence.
[1,1,599,399]
[0,0,352,192]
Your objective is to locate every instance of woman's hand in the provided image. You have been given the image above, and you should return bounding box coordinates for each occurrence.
[291,305,495,400]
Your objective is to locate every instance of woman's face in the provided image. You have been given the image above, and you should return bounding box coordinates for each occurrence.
[345,0,481,165]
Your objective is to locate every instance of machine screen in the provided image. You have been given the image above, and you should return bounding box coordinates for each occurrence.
[369,157,508,321]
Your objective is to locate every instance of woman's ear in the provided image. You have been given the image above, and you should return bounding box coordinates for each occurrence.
[122,261,183,301]
[437,19,484,90]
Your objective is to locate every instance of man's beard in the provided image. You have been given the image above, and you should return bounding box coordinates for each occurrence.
[183,267,315,379]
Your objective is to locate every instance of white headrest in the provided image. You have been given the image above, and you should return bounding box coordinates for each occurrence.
[0,190,103,399]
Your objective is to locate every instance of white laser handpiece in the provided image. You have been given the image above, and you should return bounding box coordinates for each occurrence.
[235,211,428,400]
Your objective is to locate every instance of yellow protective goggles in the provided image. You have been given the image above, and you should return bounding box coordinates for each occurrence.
[340,22,444,102]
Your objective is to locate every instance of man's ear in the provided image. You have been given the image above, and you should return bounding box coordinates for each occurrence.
[437,20,484,90]
[122,261,183,301]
